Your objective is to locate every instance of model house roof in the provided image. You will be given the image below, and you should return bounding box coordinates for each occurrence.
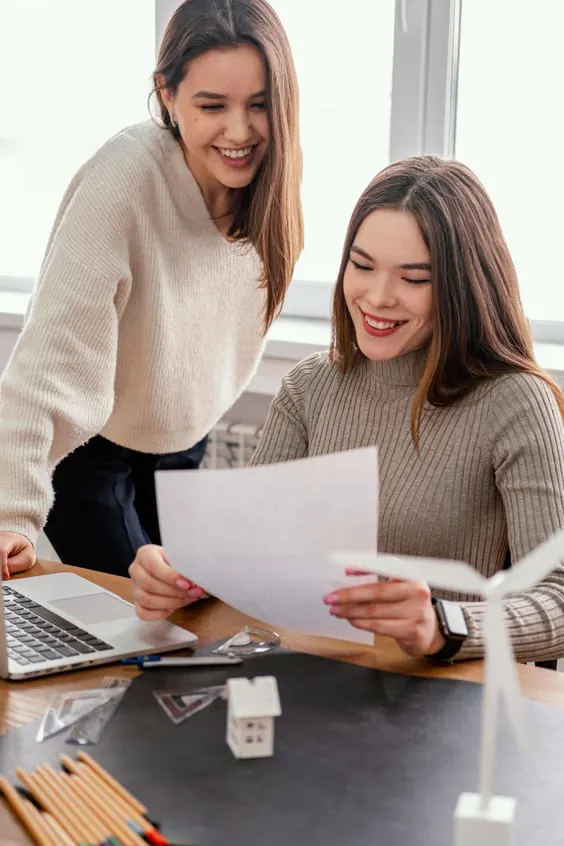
[227,675,281,719]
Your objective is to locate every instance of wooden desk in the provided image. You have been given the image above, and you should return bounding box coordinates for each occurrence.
[2,561,564,844]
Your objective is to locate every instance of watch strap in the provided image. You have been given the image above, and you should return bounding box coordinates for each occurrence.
[426,598,468,662]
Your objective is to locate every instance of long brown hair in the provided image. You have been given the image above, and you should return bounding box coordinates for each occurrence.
[331,155,564,444]
[151,0,303,330]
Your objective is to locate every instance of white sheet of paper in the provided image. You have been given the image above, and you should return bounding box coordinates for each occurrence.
[156,447,379,644]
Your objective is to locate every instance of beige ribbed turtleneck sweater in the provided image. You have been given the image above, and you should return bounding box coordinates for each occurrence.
[250,349,564,661]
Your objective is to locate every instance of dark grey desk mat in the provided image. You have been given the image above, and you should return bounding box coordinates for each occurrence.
[1,650,563,845]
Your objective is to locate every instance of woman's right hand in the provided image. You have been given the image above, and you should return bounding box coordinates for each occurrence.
[0,532,36,580]
[129,544,207,621]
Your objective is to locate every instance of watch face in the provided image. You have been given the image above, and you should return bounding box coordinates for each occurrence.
[441,601,468,638]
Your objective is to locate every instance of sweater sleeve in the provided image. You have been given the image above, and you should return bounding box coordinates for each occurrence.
[0,162,133,543]
[248,355,324,466]
[458,373,564,661]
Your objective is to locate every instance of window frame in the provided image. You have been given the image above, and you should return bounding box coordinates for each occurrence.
[282,0,462,321]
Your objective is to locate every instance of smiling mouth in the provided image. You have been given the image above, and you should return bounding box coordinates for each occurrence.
[363,313,407,330]
[214,145,257,160]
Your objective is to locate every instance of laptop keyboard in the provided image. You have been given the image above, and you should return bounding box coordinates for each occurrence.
[2,585,114,666]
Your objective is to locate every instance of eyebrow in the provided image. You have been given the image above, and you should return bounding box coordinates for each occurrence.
[350,244,431,271]
[191,89,267,100]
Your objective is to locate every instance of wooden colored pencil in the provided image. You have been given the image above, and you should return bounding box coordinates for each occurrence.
[63,771,146,846]
[24,802,67,846]
[36,765,106,844]
[74,761,151,834]
[61,755,148,831]
[41,810,77,846]
[77,751,147,815]
[62,774,132,846]
[62,757,169,846]
[16,768,88,845]
[0,776,59,846]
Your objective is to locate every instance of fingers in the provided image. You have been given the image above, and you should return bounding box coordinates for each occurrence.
[1,548,9,580]
[7,549,36,575]
[129,544,206,621]
[344,617,415,639]
[130,558,196,602]
[132,580,204,612]
[129,545,191,590]
[134,599,185,622]
[325,579,424,607]
[0,536,35,579]
[329,600,417,621]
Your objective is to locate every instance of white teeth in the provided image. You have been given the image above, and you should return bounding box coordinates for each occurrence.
[365,316,403,329]
[219,147,253,159]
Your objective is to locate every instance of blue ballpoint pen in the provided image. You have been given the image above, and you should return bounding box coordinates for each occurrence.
[121,654,243,667]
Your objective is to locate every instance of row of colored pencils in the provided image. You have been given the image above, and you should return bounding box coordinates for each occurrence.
[0,750,169,846]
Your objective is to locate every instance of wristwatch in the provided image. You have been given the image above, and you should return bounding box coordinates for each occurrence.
[426,598,468,661]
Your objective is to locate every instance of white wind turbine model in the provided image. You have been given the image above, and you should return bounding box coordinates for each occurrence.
[331,527,564,846]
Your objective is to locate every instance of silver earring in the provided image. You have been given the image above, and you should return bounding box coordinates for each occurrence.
[169,111,177,128]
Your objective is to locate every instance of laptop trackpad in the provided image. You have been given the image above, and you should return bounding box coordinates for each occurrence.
[50,592,136,625]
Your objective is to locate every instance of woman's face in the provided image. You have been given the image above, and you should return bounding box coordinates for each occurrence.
[343,208,434,361]
[163,43,270,194]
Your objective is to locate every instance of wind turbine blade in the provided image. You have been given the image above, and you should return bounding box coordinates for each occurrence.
[501,527,564,594]
[487,600,527,754]
[330,552,486,594]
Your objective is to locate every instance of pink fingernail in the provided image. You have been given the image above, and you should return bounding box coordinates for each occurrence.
[323,593,338,604]
[176,578,192,590]
[329,606,339,616]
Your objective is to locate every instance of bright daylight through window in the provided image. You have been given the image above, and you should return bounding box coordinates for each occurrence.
[0,0,155,285]
[1,0,562,338]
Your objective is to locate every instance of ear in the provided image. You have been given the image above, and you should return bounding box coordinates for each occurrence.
[156,73,173,110]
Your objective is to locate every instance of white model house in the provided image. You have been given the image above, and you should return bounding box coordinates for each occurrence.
[226,675,281,759]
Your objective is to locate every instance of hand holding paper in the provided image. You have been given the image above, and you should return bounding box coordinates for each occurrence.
[323,575,444,657]
[331,531,564,807]
[129,545,208,621]
[156,447,380,644]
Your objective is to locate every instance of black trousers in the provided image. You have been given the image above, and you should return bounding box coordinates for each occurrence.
[44,434,208,577]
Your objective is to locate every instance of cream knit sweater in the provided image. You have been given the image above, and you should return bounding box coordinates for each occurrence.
[0,121,266,543]
[250,349,564,661]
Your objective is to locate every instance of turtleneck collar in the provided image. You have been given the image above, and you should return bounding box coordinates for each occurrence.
[363,345,429,387]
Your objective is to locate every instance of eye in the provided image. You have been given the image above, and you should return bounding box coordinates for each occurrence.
[402,277,431,285]
[201,104,224,111]
[250,102,267,111]
[350,258,372,272]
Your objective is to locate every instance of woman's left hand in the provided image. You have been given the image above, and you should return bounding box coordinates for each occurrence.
[323,576,445,658]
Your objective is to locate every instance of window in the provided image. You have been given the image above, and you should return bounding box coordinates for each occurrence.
[2,1,558,340]
[280,0,460,318]
[0,0,155,285]
[455,1,564,329]
[270,1,395,287]
[0,0,450,317]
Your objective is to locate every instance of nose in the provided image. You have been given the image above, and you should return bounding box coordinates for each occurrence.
[224,107,252,145]
[365,273,399,308]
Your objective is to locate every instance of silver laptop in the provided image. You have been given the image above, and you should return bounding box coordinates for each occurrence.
[0,571,198,680]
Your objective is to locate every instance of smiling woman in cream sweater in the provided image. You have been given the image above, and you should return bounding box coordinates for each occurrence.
[0,0,302,579]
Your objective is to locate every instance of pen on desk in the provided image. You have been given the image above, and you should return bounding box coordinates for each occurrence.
[121,655,243,667]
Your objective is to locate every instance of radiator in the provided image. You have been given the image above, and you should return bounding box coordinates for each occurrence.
[203,421,263,469]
